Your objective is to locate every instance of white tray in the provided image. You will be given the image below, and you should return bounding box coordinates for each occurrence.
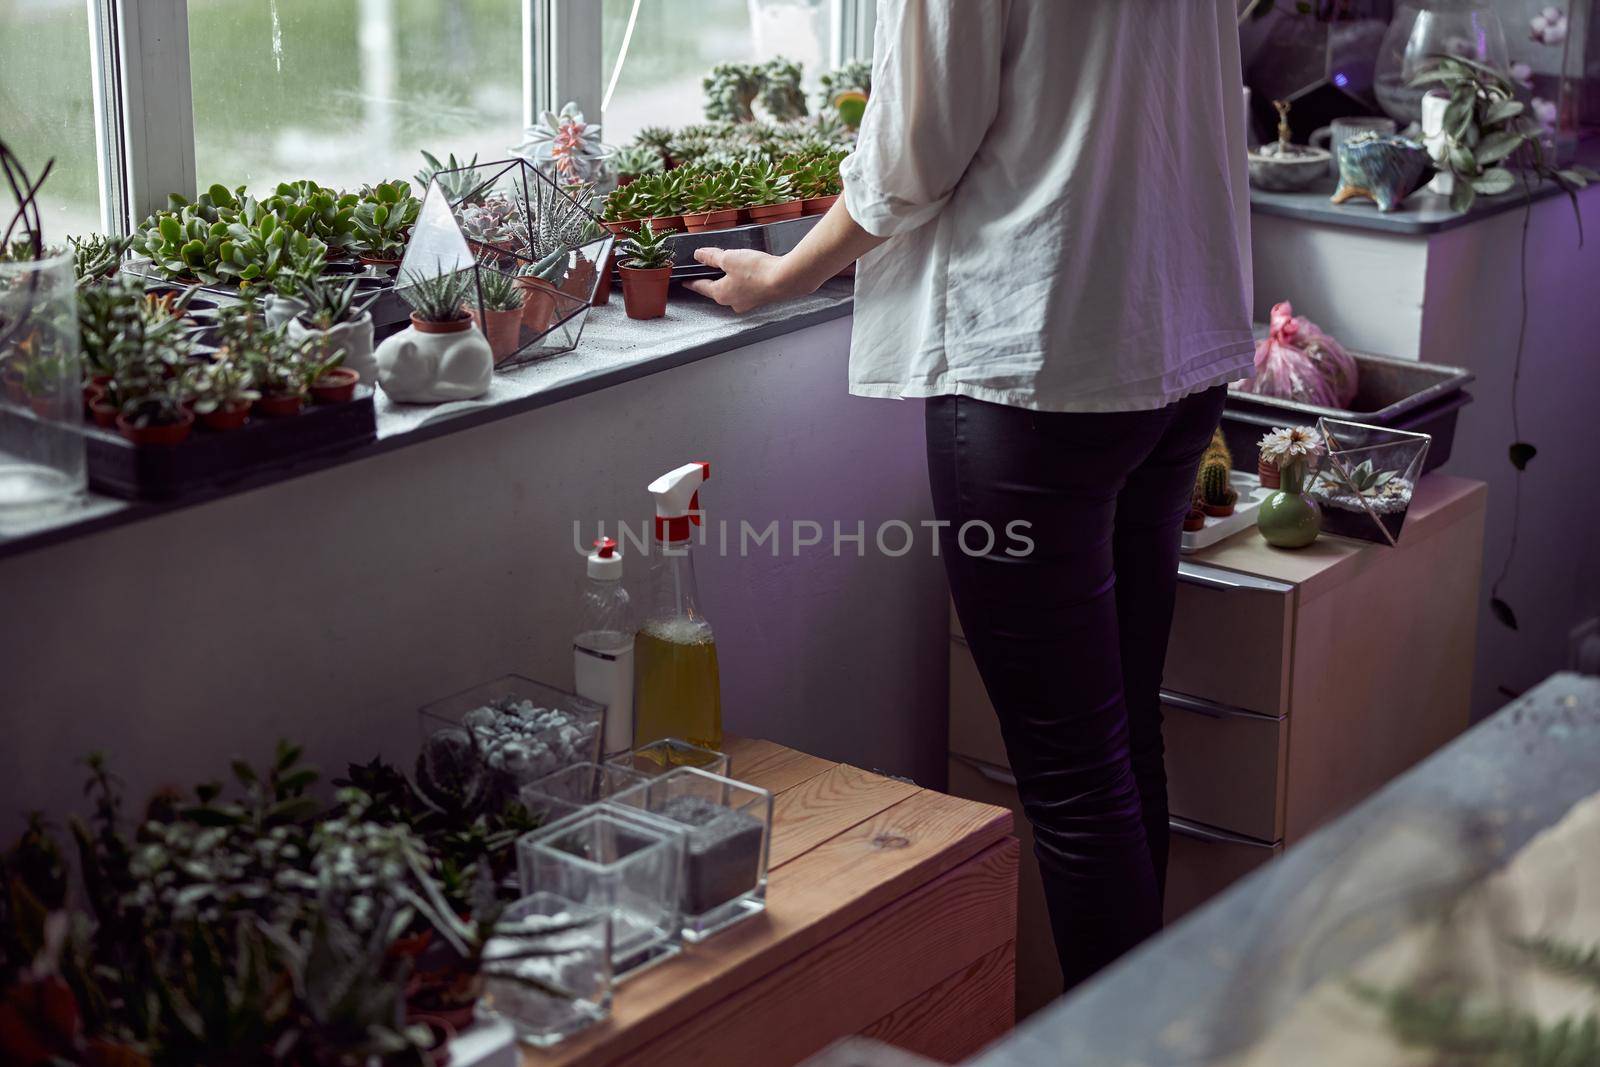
[1180,470,1269,554]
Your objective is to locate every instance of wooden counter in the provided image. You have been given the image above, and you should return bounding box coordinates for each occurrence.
[526,738,1019,1067]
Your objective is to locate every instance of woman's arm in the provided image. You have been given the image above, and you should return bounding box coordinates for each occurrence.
[683,198,886,313]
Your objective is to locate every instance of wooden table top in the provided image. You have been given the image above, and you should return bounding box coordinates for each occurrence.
[524,738,1014,1066]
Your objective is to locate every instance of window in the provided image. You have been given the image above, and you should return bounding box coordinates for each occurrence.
[0,0,104,238]
[187,0,525,192]
[600,0,834,145]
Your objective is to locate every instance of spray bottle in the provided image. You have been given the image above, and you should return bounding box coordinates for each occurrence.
[574,537,634,757]
[633,461,722,753]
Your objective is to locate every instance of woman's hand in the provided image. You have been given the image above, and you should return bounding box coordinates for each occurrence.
[683,248,798,314]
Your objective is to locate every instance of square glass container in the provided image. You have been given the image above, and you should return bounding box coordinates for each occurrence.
[473,892,611,1048]
[608,737,730,779]
[518,762,651,824]
[419,675,605,809]
[1308,417,1431,546]
[516,806,684,978]
[612,767,772,941]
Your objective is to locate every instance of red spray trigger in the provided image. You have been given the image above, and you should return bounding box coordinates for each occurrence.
[593,538,617,559]
[689,491,701,526]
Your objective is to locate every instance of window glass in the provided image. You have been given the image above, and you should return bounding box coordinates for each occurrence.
[0,0,103,239]
[601,0,831,145]
[188,0,524,194]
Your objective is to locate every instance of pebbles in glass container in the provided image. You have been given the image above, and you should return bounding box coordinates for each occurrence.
[613,767,772,941]
[474,892,612,1048]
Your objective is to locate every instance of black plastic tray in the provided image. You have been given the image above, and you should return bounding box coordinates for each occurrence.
[83,387,377,501]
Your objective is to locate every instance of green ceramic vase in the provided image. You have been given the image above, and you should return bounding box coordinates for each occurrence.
[1257,460,1321,548]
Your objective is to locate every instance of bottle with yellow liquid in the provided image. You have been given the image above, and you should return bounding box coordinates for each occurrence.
[633,462,722,756]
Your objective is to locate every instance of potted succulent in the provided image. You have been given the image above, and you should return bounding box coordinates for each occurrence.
[250,346,311,417]
[416,149,484,207]
[68,232,133,285]
[1196,462,1238,518]
[600,183,647,237]
[1183,505,1207,532]
[376,269,493,403]
[702,62,764,123]
[306,341,358,405]
[740,160,801,222]
[793,148,846,216]
[633,125,676,169]
[288,274,379,384]
[185,358,258,431]
[115,377,193,445]
[612,144,664,187]
[515,249,568,334]
[464,268,526,364]
[350,179,420,265]
[514,102,614,188]
[19,353,70,420]
[618,220,675,320]
[272,178,359,255]
[759,57,809,121]
[681,168,743,232]
[459,193,526,260]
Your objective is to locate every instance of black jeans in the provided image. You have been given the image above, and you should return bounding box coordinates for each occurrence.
[927,387,1226,990]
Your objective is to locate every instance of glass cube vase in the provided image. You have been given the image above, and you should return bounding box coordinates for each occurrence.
[608,737,730,779]
[1308,418,1431,546]
[418,675,605,814]
[474,892,612,1048]
[613,767,773,941]
[518,762,650,825]
[516,806,684,978]
[398,157,613,372]
[0,250,85,531]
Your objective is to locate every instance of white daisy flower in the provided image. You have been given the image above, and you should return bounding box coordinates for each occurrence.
[1259,425,1324,464]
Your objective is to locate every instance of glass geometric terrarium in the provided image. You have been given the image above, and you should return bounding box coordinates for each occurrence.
[397,158,613,372]
[1308,418,1431,546]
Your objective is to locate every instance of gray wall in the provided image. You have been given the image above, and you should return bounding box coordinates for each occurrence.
[0,317,951,821]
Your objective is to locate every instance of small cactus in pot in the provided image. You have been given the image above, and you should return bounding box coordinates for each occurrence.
[1197,461,1238,517]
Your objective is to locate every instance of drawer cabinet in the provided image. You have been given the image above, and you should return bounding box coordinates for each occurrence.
[945,476,1486,1019]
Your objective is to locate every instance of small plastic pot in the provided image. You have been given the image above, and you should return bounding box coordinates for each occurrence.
[747,200,803,223]
[620,264,672,320]
[802,194,841,217]
[602,219,640,238]
[1257,460,1281,490]
[1182,509,1207,533]
[358,253,403,268]
[199,401,250,431]
[89,399,118,428]
[413,1014,456,1067]
[116,409,194,446]
[646,214,683,234]
[311,367,360,404]
[411,313,472,335]
[255,391,306,418]
[1200,500,1237,518]
[29,394,62,420]
[682,208,741,232]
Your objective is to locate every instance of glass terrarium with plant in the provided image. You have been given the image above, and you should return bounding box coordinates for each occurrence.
[398,157,612,369]
[1308,417,1431,545]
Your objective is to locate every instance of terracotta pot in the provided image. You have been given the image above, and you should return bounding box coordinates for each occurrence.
[310,366,360,404]
[388,929,434,962]
[199,401,250,431]
[646,214,683,234]
[747,200,803,223]
[29,394,62,420]
[467,305,524,364]
[1257,460,1281,490]
[592,250,615,306]
[116,409,194,446]
[602,219,640,238]
[682,208,741,233]
[617,174,636,188]
[620,265,672,320]
[514,276,561,334]
[90,399,118,428]
[413,1014,457,1067]
[410,313,473,335]
[1183,509,1206,532]
[83,382,104,406]
[2,370,25,405]
[802,193,841,217]
[561,254,598,301]
[359,252,403,268]
[1200,500,1236,518]
[254,391,306,418]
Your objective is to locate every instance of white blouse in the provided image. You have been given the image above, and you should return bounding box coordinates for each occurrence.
[841,0,1256,413]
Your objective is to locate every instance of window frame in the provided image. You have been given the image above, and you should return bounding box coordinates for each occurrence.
[72,0,870,235]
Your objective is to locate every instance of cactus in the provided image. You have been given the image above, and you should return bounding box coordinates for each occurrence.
[703,62,764,123]
[1201,428,1232,471]
[1199,462,1237,507]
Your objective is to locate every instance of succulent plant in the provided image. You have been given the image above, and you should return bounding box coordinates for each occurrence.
[785,148,847,199]
[621,220,676,271]
[738,159,796,206]
[415,149,484,206]
[613,144,665,182]
[118,376,190,426]
[68,232,133,285]
[760,57,809,121]
[458,192,527,252]
[398,267,474,323]
[1326,458,1399,498]
[77,275,191,381]
[349,179,420,260]
[632,125,676,165]
[271,179,360,250]
[472,267,525,313]
[684,166,742,213]
[703,62,764,123]
[525,179,592,263]
[602,182,648,224]
[818,60,872,107]
[514,102,608,184]
[184,356,259,415]
[136,204,228,283]
[218,205,328,294]
[296,274,371,330]
[211,303,309,396]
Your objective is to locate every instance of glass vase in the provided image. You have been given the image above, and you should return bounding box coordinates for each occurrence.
[1307,418,1431,545]
[0,250,85,530]
[518,762,650,824]
[1375,1,1510,125]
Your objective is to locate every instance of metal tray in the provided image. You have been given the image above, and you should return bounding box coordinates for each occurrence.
[612,214,824,281]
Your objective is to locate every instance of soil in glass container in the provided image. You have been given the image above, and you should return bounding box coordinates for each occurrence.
[658,795,763,914]
[633,616,722,753]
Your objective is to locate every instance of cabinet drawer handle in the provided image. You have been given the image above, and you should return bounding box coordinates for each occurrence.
[1168,816,1276,849]
[1160,690,1279,723]
[1177,568,1241,591]
[972,762,1018,788]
